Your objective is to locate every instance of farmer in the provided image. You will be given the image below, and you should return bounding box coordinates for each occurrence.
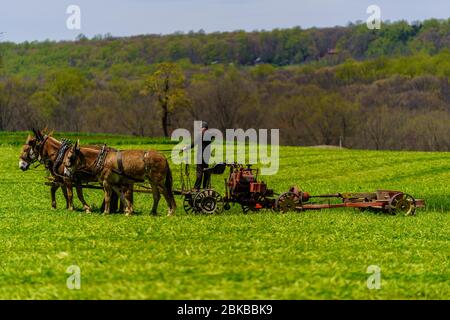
[182,121,212,191]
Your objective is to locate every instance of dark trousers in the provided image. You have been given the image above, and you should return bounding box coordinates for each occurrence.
[194,163,210,190]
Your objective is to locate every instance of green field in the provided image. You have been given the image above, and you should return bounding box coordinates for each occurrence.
[0,132,449,299]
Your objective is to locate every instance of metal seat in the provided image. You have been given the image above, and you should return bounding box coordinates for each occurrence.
[203,163,226,174]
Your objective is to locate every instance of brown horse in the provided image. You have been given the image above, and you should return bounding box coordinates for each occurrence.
[63,140,176,216]
[20,129,94,212]
[20,129,130,213]
[19,133,70,209]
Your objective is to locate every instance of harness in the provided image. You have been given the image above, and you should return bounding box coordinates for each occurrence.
[93,145,109,175]
[111,151,145,183]
[52,139,72,174]
[36,135,49,163]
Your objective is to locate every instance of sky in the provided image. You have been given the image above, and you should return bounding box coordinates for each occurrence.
[1,0,449,43]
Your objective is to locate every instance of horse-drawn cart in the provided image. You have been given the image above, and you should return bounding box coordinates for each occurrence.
[43,158,425,216]
[178,162,425,216]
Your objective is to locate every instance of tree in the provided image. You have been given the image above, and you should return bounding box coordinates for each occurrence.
[188,66,259,131]
[42,68,89,131]
[142,62,190,137]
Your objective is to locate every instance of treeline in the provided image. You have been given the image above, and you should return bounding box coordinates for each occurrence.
[2,19,450,76]
[1,19,450,151]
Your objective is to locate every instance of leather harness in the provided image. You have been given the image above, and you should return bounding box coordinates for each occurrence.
[93,145,109,175]
[111,150,145,183]
[52,139,72,173]
[35,137,146,183]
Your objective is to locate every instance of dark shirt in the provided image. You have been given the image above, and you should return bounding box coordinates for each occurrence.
[190,131,214,165]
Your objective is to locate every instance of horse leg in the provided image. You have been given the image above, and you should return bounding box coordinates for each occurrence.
[112,185,133,216]
[51,184,58,209]
[103,182,112,215]
[150,181,161,216]
[159,182,176,216]
[124,185,134,216]
[75,184,91,213]
[60,184,69,209]
[66,182,74,211]
[109,191,118,213]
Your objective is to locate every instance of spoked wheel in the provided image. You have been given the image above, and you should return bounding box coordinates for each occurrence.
[275,192,301,213]
[183,194,201,214]
[241,202,259,214]
[388,193,416,216]
[193,189,224,214]
[241,193,265,214]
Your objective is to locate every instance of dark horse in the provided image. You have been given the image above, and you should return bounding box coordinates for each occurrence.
[63,140,176,216]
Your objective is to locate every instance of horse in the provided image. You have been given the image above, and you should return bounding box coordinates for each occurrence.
[19,133,70,209]
[62,140,176,216]
[19,129,132,213]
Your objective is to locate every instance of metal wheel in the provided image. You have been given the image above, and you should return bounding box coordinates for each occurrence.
[241,203,258,214]
[388,193,416,216]
[275,192,301,213]
[193,189,224,214]
[183,194,201,214]
[241,193,265,213]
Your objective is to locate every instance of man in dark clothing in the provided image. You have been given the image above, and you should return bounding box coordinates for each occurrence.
[183,121,212,191]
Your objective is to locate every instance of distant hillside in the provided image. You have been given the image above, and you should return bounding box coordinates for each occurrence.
[1,19,449,77]
[1,19,450,151]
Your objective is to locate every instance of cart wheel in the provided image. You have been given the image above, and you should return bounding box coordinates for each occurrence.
[193,189,224,214]
[276,192,301,213]
[388,193,416,216]
[183,194,201,214]
[241,204,257,214]
[241,193,265,214]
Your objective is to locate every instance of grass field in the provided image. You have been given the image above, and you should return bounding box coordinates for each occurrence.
[0,132,449,299]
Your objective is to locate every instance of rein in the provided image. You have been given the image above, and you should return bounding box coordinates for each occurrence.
[36,135,49,163]
[34,135,68,178]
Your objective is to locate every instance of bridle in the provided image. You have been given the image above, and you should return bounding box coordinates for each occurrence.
[34,135,49,164]
[64,146,92,178]
[20,145,40,168]
[20,135,49,169]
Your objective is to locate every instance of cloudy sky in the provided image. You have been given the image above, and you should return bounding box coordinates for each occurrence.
[1,0,449,42]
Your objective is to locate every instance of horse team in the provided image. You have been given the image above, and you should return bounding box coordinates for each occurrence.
[19,129,176,216]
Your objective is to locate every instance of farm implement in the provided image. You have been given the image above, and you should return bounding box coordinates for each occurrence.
[179,162,425,216]
[42,155,424,216]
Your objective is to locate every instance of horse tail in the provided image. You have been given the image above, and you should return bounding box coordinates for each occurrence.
[165,159,174,199]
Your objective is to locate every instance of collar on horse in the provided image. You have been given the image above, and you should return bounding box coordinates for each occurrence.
[52,139,72,174]
[93,145,109,175]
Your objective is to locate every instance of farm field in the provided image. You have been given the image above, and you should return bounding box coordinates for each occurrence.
[0,132,449,299]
